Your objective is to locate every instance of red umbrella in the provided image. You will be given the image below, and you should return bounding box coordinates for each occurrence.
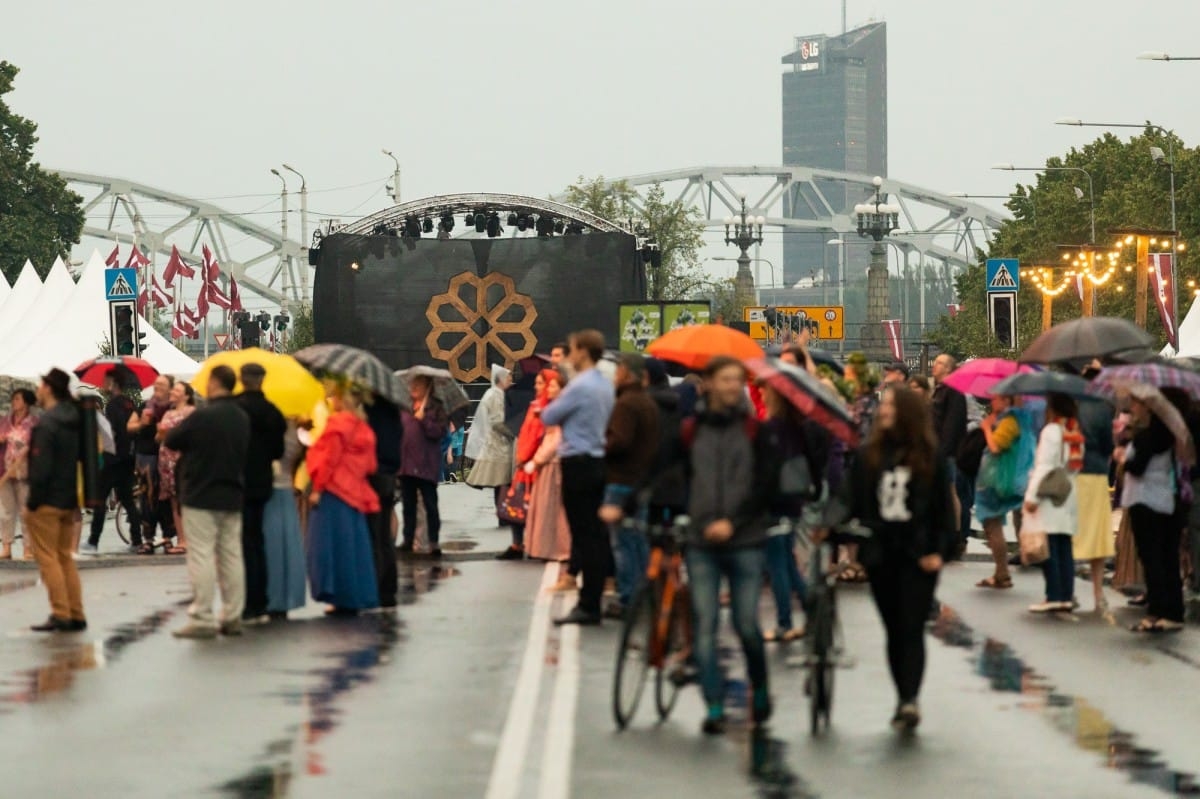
[747,357,859,446]
[74,356,160,389]
[941,358,1033,398]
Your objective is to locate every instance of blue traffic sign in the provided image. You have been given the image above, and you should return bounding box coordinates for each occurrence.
[104,267,139,302]
[986,258,1019,294]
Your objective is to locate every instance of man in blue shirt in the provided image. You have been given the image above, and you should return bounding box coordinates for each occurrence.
[543,329,615,625]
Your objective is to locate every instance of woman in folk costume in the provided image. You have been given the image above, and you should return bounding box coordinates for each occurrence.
[1021,393,1083,615]
[306,381,380,615]
[263,419,308,617]
[496,368,548,560]
[466,365,515,499]
[522,370,573,575]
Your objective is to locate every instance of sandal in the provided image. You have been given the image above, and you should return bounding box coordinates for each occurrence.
[136,543,156,555]
[165,545,187,555]
[1154,619,1184,633]
[1130,617,1160,633]
[976,575,1014,590]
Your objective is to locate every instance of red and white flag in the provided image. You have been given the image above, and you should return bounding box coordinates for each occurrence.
[200,244,232,310]
[946,304,962,318]
[182,304,202,326]
[162,245,195,288]
[171,307,194,339]
[125,245,151,269]
[152,275,173,309]
[882,319,904,361]
[229,276,244,312]
[196,285,210,319]
[1148,252,1178,350]
[105,245,120,268]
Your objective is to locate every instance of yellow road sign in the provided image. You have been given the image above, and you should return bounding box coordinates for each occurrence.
[743,305,844,341]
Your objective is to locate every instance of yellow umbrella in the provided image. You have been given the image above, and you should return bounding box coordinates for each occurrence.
[191,348,325,418]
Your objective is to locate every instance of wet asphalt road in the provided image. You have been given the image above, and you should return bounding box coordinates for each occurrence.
[0,485,1197,798]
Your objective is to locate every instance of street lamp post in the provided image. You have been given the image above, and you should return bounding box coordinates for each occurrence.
[711,256,775,293]
[993,162,1094,243]
[1055,118,1179,330]
[382,149,401,204]
[854,177,901,358]
[826,239,847,354]
[282,163,308,305]
[270,168,289,316]
[723,194,765,311]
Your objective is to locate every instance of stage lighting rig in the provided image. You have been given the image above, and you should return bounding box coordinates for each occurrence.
[475,213,488,233]
[440,213,455,233]
[486,213,502,238]
[404,215,422,238]
[422,217,434,234]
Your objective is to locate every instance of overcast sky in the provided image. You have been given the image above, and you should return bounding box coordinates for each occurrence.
[6,0,1200,282]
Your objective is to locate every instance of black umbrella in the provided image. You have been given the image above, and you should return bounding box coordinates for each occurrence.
[292,344,409,408]
[1020,317,1156,364]
[991,371,1102,401]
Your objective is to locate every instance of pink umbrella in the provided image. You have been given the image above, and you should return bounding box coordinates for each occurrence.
[941,358,1035,398]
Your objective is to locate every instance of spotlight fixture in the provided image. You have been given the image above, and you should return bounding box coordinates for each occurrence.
[404,215,422,238]
[553,219,565,234]
[517,215,528,232]
[536,216,553,237]
[475,212,488,233]
[464,212,475,227]
[440,213,455,233]
[507,213,519,226]
[486,213,502,238]
[422,217,434,234]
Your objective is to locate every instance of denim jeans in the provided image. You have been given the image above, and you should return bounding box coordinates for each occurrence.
[1042,533,1075,603]
[686,545,768,707]
[611,520,649,607]
[955,468,975,540]
[764,533,807,630]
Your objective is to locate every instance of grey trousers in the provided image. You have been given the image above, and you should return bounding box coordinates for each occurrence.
[182,507,245,628]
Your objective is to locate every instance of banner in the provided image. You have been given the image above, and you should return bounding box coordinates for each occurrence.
[1148,253,1178,350]
[882,319,904,361]
[618,303,663,353]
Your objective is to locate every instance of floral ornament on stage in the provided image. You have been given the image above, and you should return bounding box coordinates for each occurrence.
[425,272,538,382]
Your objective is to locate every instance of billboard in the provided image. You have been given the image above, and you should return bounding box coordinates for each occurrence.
[618,301,712,352]
[794,36,825,74]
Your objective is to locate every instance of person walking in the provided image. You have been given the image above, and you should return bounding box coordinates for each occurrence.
[306,382,380,614]
[128,374,174,552]
[1022,394,1083,614]
[1074,372,1116,612]
[544,330,615,626]
[166,366,251,639]
[398,375,449,557]
[975,394,1034,589]
[0,388,37,560]
[1123,394,1185,633]
[236,363,287,624]
[83,369,142,555]
[24,369,87,632]
[521,369,573,565]
[466,365,514,498]
[364,396,401,607]
[828,385,955,731]
[683,356,781,734]
[264,420,308,618]
[930,354,967,555]
[600,353,660,618]
[156,381,195,554]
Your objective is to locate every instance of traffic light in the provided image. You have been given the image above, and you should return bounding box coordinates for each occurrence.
[114,306,135,355]
[989,294,1016,349]
[136,331,147,356]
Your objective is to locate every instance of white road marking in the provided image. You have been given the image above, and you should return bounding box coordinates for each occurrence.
[538,622,580,799]
[484,562,559,799]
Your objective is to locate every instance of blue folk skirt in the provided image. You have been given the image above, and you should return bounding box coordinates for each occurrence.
[307,492,380,610]
[263,487,307,613]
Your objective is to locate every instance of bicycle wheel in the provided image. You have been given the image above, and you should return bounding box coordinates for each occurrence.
[654,585,688,721]
[112,496,130,545]
[612,584,655,730]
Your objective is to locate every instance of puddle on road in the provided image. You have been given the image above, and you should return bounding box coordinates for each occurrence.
[745,730,819,799]
[0,577,38,596]
[221,564,460,797]
[0,608,175,706]
[930,606,1200,796]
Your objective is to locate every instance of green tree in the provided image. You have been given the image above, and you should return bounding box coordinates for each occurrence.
[562,176,706,302]
[288,304,314,352]
[930,128,1198,359]
[0,62,84,282]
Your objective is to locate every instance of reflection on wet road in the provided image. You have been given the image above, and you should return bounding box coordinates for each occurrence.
[931,606,1200,797]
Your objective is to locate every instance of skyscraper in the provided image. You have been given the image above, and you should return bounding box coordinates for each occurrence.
[780,21,887,288]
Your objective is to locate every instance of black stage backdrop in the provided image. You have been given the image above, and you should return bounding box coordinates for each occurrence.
[313,232,643,382]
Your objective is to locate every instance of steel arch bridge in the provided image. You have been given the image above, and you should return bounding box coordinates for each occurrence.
[557,166,1010,276]
[55,170,307,306]
[339,192,628,235]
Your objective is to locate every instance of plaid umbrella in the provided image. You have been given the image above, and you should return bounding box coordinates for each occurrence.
[292,344,408,408]
[1088,362,1200,402]
[395,365,470,415]
[1126,382,1196,466]
[1020,316,1155,364]
[941,358,1033,398]
[747,357,858,446]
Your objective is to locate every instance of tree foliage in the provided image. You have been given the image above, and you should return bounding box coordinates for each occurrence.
[0,62,84,282]
[288,304,314,353]
[930,128,1199,359]
[562,176,707,302]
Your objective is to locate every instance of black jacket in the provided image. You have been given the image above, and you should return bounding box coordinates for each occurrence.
[931,382,967,462]
[646,384,687,513]
[236,391,287,503]
[105,394,136,463]
[366,398,402,475]
[26,401,81,511]
[166,396,251,511]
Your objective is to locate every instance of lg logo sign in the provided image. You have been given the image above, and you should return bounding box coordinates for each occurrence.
[800,40,820,60]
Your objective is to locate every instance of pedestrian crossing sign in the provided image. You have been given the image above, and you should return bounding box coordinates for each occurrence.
[985,259,1019,293]
[104,267,139,301]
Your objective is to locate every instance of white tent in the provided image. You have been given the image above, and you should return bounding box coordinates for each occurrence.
[0,270,10,305]
[1,256,76,354]
[0,251,199,380]
[0,261,43,343]
[1172,297,1200,358]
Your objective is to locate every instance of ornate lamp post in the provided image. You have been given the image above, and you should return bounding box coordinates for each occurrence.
[723,193,765,312]
[854,176,901,357]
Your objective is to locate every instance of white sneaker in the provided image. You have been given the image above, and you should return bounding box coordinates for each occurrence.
[78,542,99,556]
[1028,601,1061,613]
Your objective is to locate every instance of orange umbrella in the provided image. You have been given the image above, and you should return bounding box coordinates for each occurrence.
[646,324,763,370]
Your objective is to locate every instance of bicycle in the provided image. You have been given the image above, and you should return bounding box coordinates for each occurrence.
[611,515,692,730]
[769,517,871,735]
[81,473,148,546]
